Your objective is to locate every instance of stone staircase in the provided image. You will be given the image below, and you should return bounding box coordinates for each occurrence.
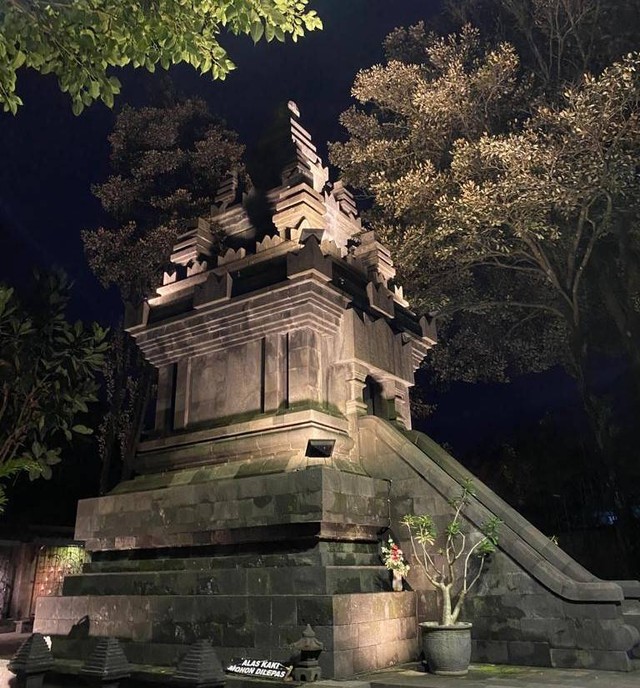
[358,416,640,672]
[620,588,640,661]
[38,541,419,677]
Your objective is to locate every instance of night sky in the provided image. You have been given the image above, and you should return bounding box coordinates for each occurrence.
[0,0,608,499]
[0,0,440,321]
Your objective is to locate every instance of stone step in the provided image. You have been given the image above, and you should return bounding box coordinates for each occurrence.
[41,590,418,680]
[84,547,381,574]
[623,612,640,659]
[64,565,393,597]
[622,598,640,614]
[0,619,16,634]
[623,611,640,630]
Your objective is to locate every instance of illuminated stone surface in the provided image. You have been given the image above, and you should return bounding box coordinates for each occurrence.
[8,632,53,677]
[34,102,640,677]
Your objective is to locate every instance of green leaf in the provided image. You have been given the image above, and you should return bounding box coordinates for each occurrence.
[250,21,264,43]
[72,424,93,435]
[12,51,26,69]
[265,23,275,42]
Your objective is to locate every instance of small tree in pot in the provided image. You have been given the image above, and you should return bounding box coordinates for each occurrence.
[401,480,499,676]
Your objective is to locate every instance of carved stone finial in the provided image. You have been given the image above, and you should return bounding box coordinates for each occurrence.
[288,100,301,117]
[8,632,54,685]
[354,230,396,286]
[174,639,225,687]
[80,637,130,685]
[193,273,233,309]
[287,234,333,282]
[419,315,437,343]
[366,281,395,318]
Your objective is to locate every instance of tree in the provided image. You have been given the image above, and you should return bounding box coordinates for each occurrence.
[331,29,640,574]
[331,26,640,403]
[0,0,322,115]
[0,272,108,510]
[439,0,640,94]
[82,98,244,491]
[432,2,640,395]
[331,27,548,382]
[83,97,244,303]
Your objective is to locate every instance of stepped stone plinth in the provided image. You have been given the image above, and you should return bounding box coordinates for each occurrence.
[35,102,640,677]
[36,102,429,678]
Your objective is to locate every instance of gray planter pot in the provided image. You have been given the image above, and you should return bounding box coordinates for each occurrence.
[419,621,472,676]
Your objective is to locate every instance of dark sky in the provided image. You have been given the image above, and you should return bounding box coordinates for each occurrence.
[0,0,604,465]
[0,1,440,322]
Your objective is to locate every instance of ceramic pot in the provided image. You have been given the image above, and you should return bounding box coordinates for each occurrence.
[419,621,472,676]
[392,570,403,592]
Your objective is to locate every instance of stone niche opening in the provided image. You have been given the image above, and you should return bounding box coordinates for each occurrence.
[305,439,336,458]
[363,375,386,419]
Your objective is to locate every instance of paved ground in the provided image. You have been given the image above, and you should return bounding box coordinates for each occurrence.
[29,664,640,687]
[1,632,640,688]
[323,664,640,688]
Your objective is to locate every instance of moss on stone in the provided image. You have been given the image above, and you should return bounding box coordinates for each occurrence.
[471,664,530,675]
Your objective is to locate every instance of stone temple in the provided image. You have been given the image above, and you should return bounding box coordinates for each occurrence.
[36,102,640,677]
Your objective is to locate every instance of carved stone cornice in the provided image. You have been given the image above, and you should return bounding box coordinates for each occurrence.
[132,277,348,367]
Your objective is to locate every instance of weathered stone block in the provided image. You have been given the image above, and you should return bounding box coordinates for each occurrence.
[357,620,385,648]
[297,597,333,626]
[550,648,632,671]
[508,640,551,666]
[520,618,576,648]
[271,597,297,626]
[472,639,509,664]
[573,617,639,651]
[333,624,359,651]
[223,624,255,647]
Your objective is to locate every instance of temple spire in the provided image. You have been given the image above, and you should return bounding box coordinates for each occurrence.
[248,100,328,192]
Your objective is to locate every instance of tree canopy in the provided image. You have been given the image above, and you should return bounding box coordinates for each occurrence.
[0,272,108,510]
[439,0,640,93]
[83,97,245,492]
[331,26,640,392]
[331,11,640,572]
[83,97,244,303]
[0,0,322,114]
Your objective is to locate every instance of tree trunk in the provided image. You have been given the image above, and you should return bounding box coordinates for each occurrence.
[98,328,154,493]
[567,324,636,577]
[440,585,453,626]
[120,360,154,482]
[595,237,640,407]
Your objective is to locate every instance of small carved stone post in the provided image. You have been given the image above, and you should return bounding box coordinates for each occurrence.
[292,625,323,682]
[173,639,225,687]
[8,633,53,688]
[80,637,130,688]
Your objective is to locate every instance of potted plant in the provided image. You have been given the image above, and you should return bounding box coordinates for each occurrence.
[381,536,410,591]
[401,480,499,676]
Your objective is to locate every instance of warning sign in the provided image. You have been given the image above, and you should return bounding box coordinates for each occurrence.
[225,658,293,680]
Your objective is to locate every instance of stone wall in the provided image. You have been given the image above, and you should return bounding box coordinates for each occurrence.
[74,466,388,552]
[189,341,263,423]
[39,588,417,678]
[35,467,418,678]
[358,416,640,672]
